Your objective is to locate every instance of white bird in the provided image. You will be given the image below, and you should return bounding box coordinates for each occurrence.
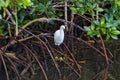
[54,25,65,46]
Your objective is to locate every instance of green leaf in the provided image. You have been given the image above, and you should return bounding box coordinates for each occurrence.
[84,26,90,31]
[105,14,113,22]
[78,8,85,15]
[95,7,104,12]
[115,0,120,6]
[101,28,106,34]
[106,34,110,41]
[87,3,93,10]
[46,1,51,6]
[88,31,94,37]
[91,10,95,16]
[0,14,2,19]
[5,0,10,7]
[93,20,99,25]
[30,7,36,14]
[90,24,95,30]
[95,31,100,37]
[111,35,118,39]
[70,7,77,14]
[100,18,105,25]
[78,3,83,7]
[39,3,45,12]
[111,30,120,35]
[106,23,112,28]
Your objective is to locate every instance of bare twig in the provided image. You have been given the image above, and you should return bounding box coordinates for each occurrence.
[52,4,72,8]
[39,43,48,71]
[99,35,109,65]
[18,18,85,35]
[64,0,68,31]
[63,60,81,78]
[0,50,10,80]
[5,55,22,80]
[5,9,16,24]
[0,19,15,25]
[53,48,81,77]
[77,14,92,22]
[67,35,113,63]
[20,61,34,76]
[23,29,62,78]
[7,23,12,37]
[18,18,50,33]
[14,9,18,36]
[42,37,62,78]
[70,13,74,52]
[63,43,81,74]
[19,42,48,80]
[49,18,85,31]
[0,47,21,80]
[91,66,109,80]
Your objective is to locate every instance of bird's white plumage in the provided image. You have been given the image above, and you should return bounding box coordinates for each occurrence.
[54,25,65,46]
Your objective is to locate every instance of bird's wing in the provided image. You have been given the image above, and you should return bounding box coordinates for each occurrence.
[54,30,61,41]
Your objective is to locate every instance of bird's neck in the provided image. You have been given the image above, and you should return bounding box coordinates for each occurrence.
[60,28,64,33]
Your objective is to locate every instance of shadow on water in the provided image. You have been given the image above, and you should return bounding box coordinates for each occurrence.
[30,40,120,80]
[0,38,120,80]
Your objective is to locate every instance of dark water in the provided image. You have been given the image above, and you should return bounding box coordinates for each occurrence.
[30,40,120,80]
[0,40,120,80]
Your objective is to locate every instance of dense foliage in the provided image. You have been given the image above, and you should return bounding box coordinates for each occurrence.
[0,0,120,80]
[0,0,120,40]
[70,0,120,40]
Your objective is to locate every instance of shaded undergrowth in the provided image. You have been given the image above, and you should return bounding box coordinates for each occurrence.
[0,17,117,80]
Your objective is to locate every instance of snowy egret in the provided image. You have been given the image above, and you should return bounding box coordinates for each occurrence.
[54,25,65,46]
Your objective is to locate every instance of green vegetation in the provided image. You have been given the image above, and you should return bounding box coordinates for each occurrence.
[70,0,120,40]
[0,0,120,80]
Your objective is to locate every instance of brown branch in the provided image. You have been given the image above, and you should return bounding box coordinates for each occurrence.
[64,0,68,31]
[18,18,85,35]
[0,48,21,80]
[53,48,81,77]
[67,35,113,63]
[4,54,21,80]
[7,23,12,37]
[77,14,92,22]
[5,9,16,24]
[49,18,85,31]
[23,29,62,78]
[63,43,81,74]
[42,37,62,78]
[0,50,10,80]
[99,35,109,65]
[63,60,81,78]
[77,37,111,63]
[19,42,48,80]
[18,18,50,33]
[39,43,48,71]
[0,19,15,25]
[70,13,74,52]
[20,61,34,76]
